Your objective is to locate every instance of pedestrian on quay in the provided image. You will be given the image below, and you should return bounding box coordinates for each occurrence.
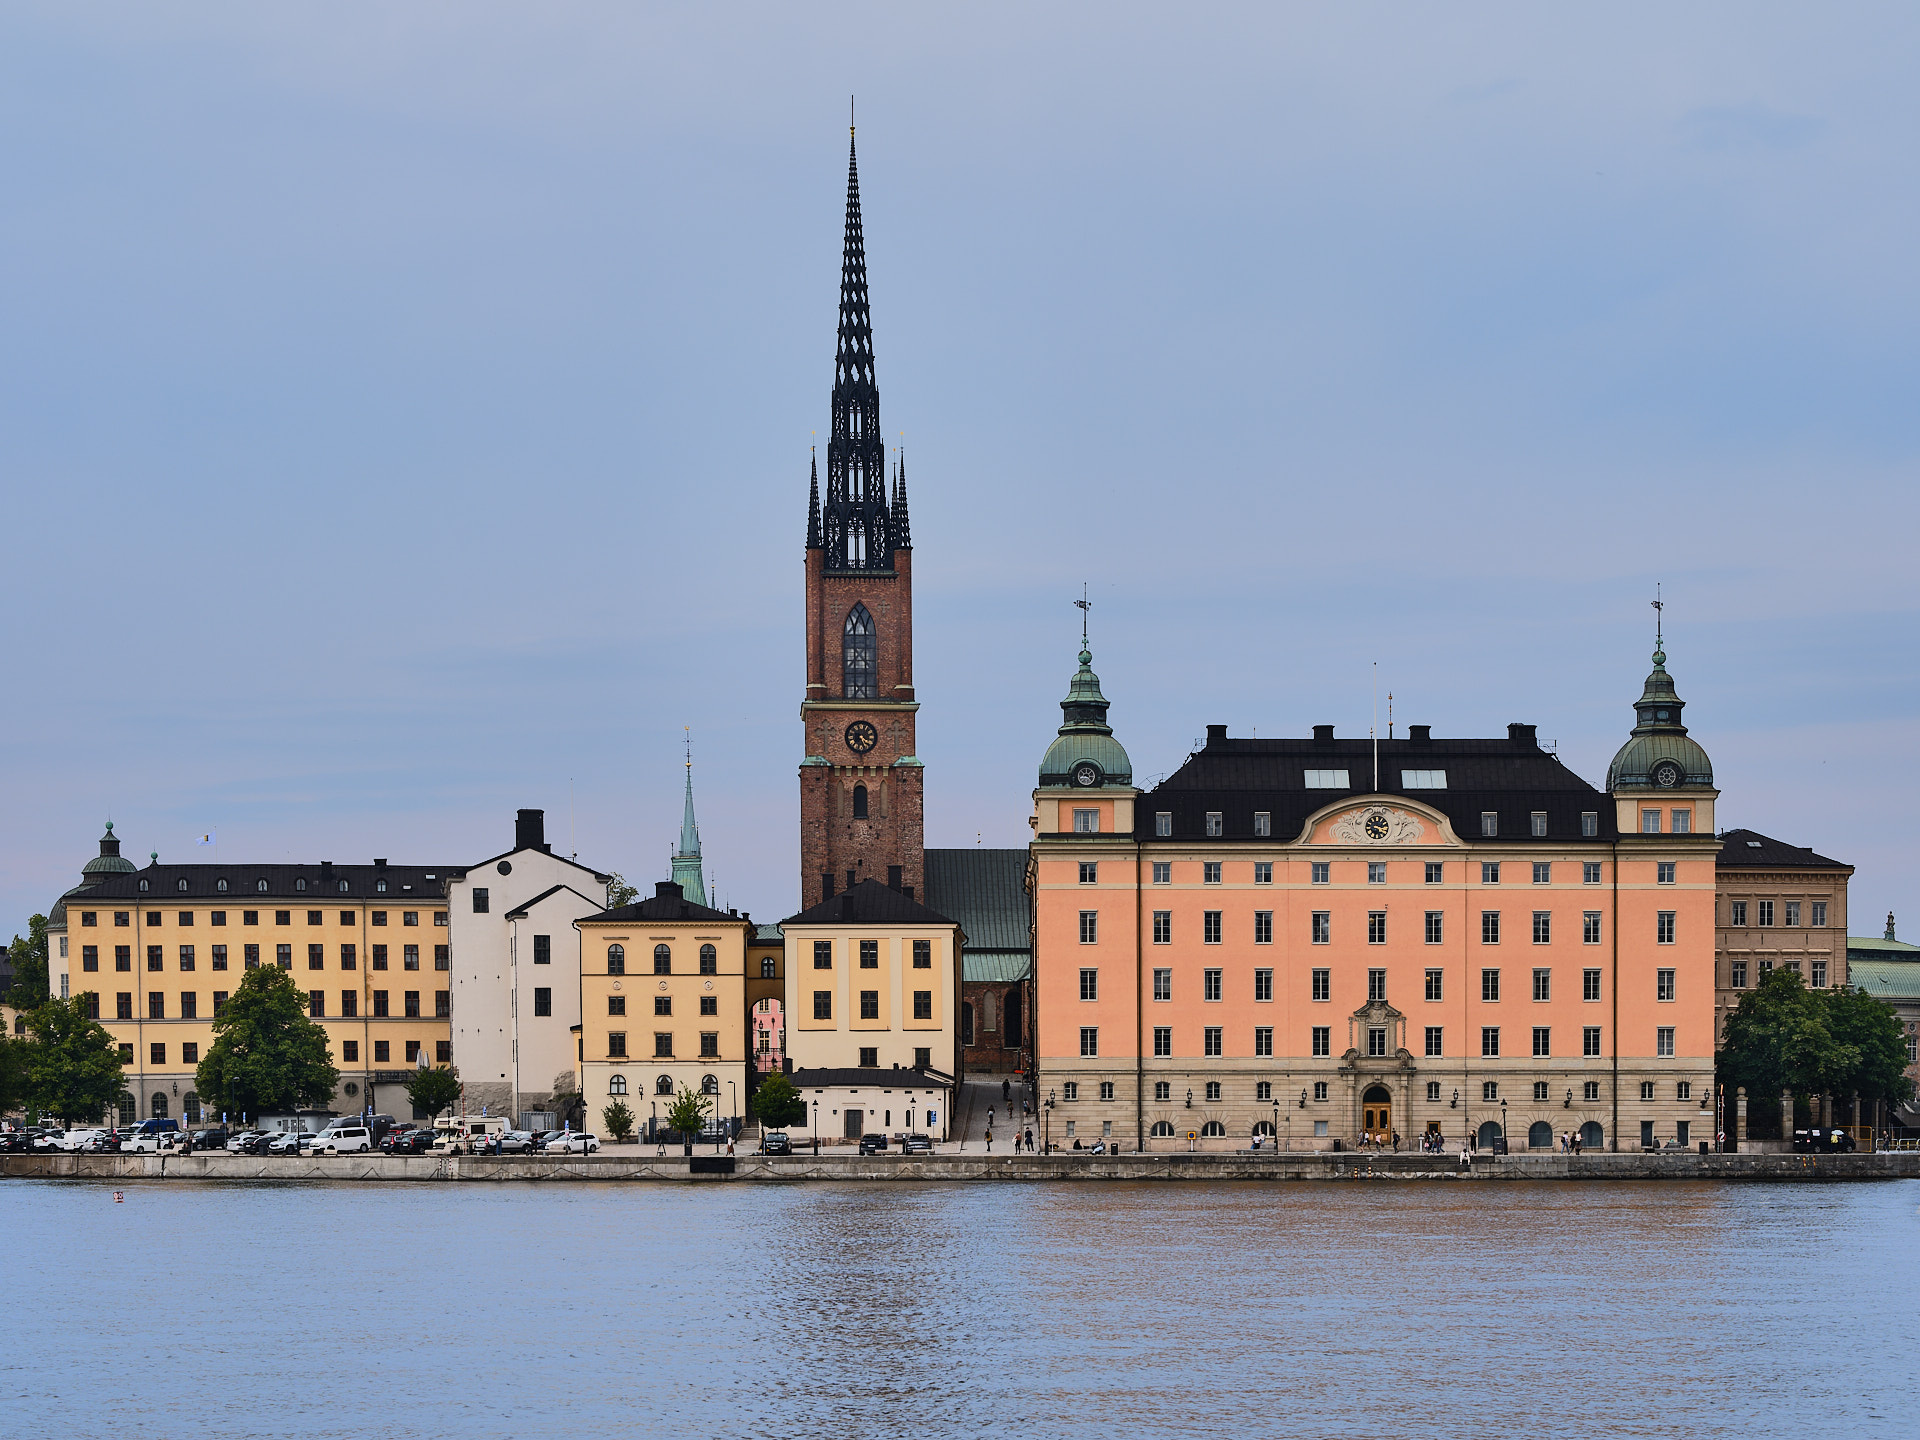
[1002,1078,1011,1102]
[1025,1127,1034,1153]
[985,1127,993,1153]
[1391,1130,1400,1153]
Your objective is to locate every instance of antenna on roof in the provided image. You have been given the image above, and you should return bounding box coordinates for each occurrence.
[1371,662,1379,793]
[1388,691,1394,740]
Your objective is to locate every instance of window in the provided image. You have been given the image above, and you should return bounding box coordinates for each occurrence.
[858,940,878,969]
[1481,1028,1499,1057]
[1426,1081,1441,1102]
[1203,912,1221,945]
[116,946,131,971]
[1313,1082,1329,1102]
[1672,809,1691,835]
[1641,810,1661,835]
[1482,863,1500,885]
[912,940,931,969]
[1583,912,1602,945]
[1582,862,1601,885]
[813,991,831,1020]
[1656,1027,1675,1059]
[1073,809,1100,834]
[1099,1081,1116,1101]
[336,991,353,1019]
[1256,1082,1272,1102]
[1080,911,1099,944]
[1203,969,1222,1002]
[852,784,869,819]
[1425,911,1443,944]
[1204,1027,1223,1057]
[1368,968,1386,1002]
[339,944,354,971]
[601,943,624,976]
[82,945,98,972]
[1079,862,1098,884]
[1730,960,1748,989]
[1532,863,1551,885]
[1580,1025,1602,1057]
[1080,968,1099,1001]
[606,1074,627,1096]
[1368,912,1386,945]
[435,945,449,971]
[1656,912,1676,945]
[472,888,489,913]
[813,941,832,969]
[1425,968,1443,1001]
[1254,968,1273,1002]
[1254,1026,1273,1057]
[307,991,324,1019]
[1153,968,1171,1002]
[1366,1028,1387,1057]
[1677,1082,1692,1101]
[843,603,876,698]
[116,993,133,1020]
[914,1047,932,1070]
[275,944,292,969]
[1533,968,1551,1001]
[404,991,420,1018]
[1532,912,1551,945]
[1254,911,1272,944]
[147,912,162,927]
[1080,1027,1099,1057]
[147,945,162,972]
[700,1033,719,1059]
[306,943,323,970]
[1367,862,1386,885]
[1311,862,1330,885]
[1532,1026,1550,1057]
[1203,862,1222,885]
[1312,1026,1331,1057]
[1581,812,1598,838]
[1401,769,1446,789]
[372,911,387,927]
[1784,901,1802,927]
[655,944,673,975]
[1205,812,1223,837]
[1640,1082,1657,1102]
[1811,959,1828,988]
[1312,968,1330,1002]
[859,991,879,1020]
[1531,812,1548,838]
[1155,812,1172,837]
[1812,901,1828,927]
[650,996,666,1016]
[1153,1027,1172,1056]
[1657,969,1676,1002]
[1425,863,1443,884]
[1063,1082,1080,1102]
[1253,811,1271,837]
[435,911,447,927]
[1305,769,1350,788]
[532,934,551,966]
[403,945,420,971]
[151,1043,166,1065]
[1580,1080,1599,1103]
[1533,1081,1550,1103]
[372,991,389,1017]
[1311,912,1330,945]
[1152,862,1171,885]
[1758,900,1774,927]
[1424,1026,1443,1057]
[1482,969,1500,1002]
[1254,862,1273,885]
[1481,812,1498,837]
[81,911,98,928]
[1657,862,1676,885]
[1482,912,1501,945]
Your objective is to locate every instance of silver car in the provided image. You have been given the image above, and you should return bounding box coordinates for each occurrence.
[547,1132,601,1155]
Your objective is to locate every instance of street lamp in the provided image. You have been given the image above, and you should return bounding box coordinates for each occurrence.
[1045,1088,1055,1154]
[1185,1088,1193,1110]
[811,1099,818,1156]
[1298,1089,1307,1109]
[729,1080,738,1152]
[1271,1098,1279,1153]
[1500,1097,1507,1155]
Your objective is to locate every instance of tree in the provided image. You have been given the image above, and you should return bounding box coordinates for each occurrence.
[6,914,49,1011]
[751,1070,807,1129]
[665,1084,711,1151]
[407,1065,462,1122]
[24,996,124,1125]
[195,966,338,1120]
[603,872,639,909]
[1718,969,1916,1135]
[0,1029,29,1117]
[1823,984,1916,1108]
[601,1099,635,1142]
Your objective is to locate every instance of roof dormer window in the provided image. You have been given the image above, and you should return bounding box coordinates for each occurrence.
[216,879,228,892]
[177,879,188,892]
[295,878,307,892]
[257,879,268,892]
[138,879,149,892]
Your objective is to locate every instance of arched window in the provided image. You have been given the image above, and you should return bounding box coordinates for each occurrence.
[606,944,625,975]
[1579,1121,1605,1150]
[842,604,876,699]
[1529,1121,1554,1150]
[177,879,188,892]
[1477,1120,1504,1150]
[1150,1120,1176,1137]
[699,944,717,976]
[609,1075,628,1095]
[184,1092,202,1123]
[117,1092,136,1125]
[1200,1120,1226,1137]
[1003,990,1022,1047]
[653,944,671,975]
[339,880,349,893]
[982,993,997,1033]
[1252,1120,1274,1137]
[852,784,869,819]
[216,879,228,892]
[296,878,307,892]
[257,879,268,892]
[138,880,149,893]
[761,956,777,979]
[961,1001,974,1047]
[151,1093,169,1119]
[655,1075,674,1096]
[701,1074,719,1095]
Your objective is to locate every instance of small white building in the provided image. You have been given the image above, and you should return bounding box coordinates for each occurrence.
[445,810,612,1122]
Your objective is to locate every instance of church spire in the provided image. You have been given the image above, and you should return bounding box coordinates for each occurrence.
[670,732,706,903]
[818,126,894,573]
[891,446,911,549]
[806,448,821,549]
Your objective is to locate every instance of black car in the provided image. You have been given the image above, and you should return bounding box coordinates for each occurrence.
[1792,1128,1857,1154]
[237,1131,275,1155]
[760,1131,792,1156]
[191,1129,231,1152]
[0,1132,32,1153]
[901,1133,933,1155]
[857,1133,889,1156]
[386,1129,436,1155]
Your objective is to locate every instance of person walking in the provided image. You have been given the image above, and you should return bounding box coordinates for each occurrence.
[1025,1127,1034,1153]
[985,1127,993,1153]
[1002,1078,1011,1103]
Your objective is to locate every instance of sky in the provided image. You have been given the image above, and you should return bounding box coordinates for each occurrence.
[2,4,1916,939]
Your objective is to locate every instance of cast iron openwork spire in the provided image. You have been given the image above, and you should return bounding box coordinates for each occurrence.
[810,127,895,572]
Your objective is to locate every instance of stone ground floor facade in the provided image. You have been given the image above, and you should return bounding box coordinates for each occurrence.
[1041,1053,1716,1153]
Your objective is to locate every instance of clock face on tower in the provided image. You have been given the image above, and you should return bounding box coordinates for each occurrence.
[844,720,879,755]
[1364,811,1390,840]
[1652,761,1682,788]
[1072,762,1102,788]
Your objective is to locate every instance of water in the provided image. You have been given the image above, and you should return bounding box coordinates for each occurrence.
[5,1179,1916,1439]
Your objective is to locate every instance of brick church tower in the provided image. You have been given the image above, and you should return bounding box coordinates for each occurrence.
[800,128,924,907]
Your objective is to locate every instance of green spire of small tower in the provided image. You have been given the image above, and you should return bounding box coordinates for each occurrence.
[670,730,707,902]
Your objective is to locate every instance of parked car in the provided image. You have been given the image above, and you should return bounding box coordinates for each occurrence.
[547,1132,601,1155]
[316,1125,375,1155]
[123,1130,186,1155]
[31,1129,67,1152]
[1793,1128,1857,1154]
[225,1130,262,1153]
[265,1131,310,1156]
[387,1129,436,1155]
[858,1133,889,1156]
[191,1129,231,1152]
[901,1133,933,1154]
[760,1131,793,1156]
[59,1130,106,1152]
[0,1132,32,1153]
[84,1131,125,1153]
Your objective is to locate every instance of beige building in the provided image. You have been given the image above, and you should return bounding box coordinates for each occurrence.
[781,879,963,1142]
[1714,828,1852,1048]
[576,882,753,1141]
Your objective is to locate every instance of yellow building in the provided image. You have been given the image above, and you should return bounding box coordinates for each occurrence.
[45,829,452,1125]
[575,881,752,1142]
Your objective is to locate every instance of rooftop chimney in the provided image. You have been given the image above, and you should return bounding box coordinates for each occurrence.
[374,858,388,870]
[515,809,546,853]
[1508,723,1537,747]
[1206,724,1228,744]
[1408,725,1431,746]
[1313,724,1335,746]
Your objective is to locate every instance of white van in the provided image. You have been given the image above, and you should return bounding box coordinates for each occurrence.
[430,1117,511,1154]
[315,1125,374,1155]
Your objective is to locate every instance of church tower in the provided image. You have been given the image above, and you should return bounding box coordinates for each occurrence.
[800,127,923,906]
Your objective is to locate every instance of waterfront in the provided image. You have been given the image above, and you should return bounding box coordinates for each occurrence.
[7,1180,1917,1439]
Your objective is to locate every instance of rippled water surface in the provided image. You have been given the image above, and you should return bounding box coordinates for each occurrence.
[6,1179,1916,1438]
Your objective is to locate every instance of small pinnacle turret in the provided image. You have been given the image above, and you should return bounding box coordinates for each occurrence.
[670,739,707,905]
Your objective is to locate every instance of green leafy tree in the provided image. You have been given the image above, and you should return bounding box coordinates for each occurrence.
[751,1070,807,1128]
[601,1099,635,1141]
[603,872,639,909]
[1719,969,1917,1135]
[6,914,49,1011]
[665,1085,711,1146]
[24,996,124,1125]
[406,1065,462,1122]
[1823,984,1916,1108]
[0,1029,28,1117]
[195,966,338,1119]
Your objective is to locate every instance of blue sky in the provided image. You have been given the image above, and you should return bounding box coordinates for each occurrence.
[3,5,1915,938]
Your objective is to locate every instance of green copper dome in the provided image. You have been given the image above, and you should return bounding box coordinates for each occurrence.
[80,821,138,879]
[1039,646,1133,788]
[1607,645,1713,791]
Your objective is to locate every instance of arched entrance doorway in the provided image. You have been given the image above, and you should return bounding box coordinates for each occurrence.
[1361,1085,1392,1140]
[1529,1121,1554,1149]
[1579,1121,1604,1151]
[961,1002,974,1047]
[1003,990,1022,1048]
[1477,1119,1503,1150]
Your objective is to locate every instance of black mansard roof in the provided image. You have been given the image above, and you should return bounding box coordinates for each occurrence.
[64,861,453,905]
[1714,829,1850,871]
[1133,725,1619,844]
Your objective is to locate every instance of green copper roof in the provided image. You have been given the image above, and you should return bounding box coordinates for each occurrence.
[1607,640,1713,790]
[669,761,706,906]
[80,821,138,878]
[1038,644,1132,787]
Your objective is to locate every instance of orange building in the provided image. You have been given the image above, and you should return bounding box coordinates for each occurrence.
[1031,634,1720,1154]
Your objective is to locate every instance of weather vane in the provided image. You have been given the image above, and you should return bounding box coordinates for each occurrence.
[1652,583,1664,651]
[1074,583,1091,649]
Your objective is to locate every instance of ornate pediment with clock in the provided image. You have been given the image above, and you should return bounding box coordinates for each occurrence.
[1327,806,1429,846]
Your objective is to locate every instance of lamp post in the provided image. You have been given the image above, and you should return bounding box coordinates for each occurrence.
[1271,1098,1279,1153]
[729,1079,738,1151]
[1045,1088,1054,1154]
[811,1099,818,1156]
[1500,1096,1507,1155]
